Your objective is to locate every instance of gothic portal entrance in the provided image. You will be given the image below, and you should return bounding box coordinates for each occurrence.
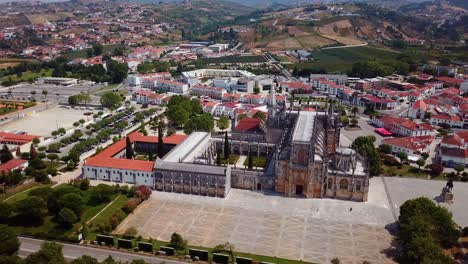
[295,185,303,195]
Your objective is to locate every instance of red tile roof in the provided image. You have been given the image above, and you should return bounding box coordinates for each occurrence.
[0,132,41,144]
[435,77,464,85]
[235,118,264,133]
[0,159,28,173]
[84,157,155,172]
[440,147,468,158]
[382,136,434,152]
[84,132,187,172]
[412,100,427,111]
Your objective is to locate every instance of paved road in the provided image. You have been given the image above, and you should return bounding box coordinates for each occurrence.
[19,237,186,264]
[321,42,368,50]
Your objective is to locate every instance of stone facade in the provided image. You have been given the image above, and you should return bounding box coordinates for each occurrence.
[275,105,369,202]
[154,159,231,198]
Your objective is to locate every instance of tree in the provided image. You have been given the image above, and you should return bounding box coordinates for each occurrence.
[420,152,429,161]
[30,144,38,160]
[351,106,359,117]
[125,137,134,159]
[350,117,358,127]
[57,208,78,229]
[0,144,13,164]
[454,164,465,176]
[416,159,426,170]
[379,144,392,154]
[351,136,381,176]
[397,151,408,164]
[398,197,461,263]
[92,44,103,56]
[217,116,230,131]
[59,193,84,216]
[157,121,165,158]
[32,138,40,145]
[24,242,66,264]
[0,202,13,222]
[16,196,47,224]
[224,132,230,160]
[70,255,100,264]
[100,92,123,110]
[106,60,128,84]
[0,225,20,256]
[168,232,187,251]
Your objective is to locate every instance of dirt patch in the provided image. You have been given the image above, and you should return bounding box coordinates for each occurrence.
[316,19,365,45]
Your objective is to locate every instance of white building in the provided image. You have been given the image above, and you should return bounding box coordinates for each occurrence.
[154,80,189,94]
[191,85,227,100]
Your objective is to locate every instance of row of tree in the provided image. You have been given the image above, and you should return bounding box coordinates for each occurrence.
[0,225,150,264]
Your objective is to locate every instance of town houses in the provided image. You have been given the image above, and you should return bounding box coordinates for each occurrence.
[371,115,435,137]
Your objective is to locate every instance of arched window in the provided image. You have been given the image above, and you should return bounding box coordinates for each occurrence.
[355,181,361,191]
[327,178,333,189]
[339,179,348,190]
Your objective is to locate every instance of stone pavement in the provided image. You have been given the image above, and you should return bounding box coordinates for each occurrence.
[114,176,468,264]
[116,177,397,264]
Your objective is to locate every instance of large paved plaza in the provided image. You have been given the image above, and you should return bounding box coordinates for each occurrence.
[115,177,468,264]
[1,105,93,136]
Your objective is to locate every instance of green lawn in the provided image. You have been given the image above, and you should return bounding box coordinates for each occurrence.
[381,164,429,179]
[0,69,53,83]
[0,182,42,202]
[63,45,121,60]
[221,155,239,165]
[243,156,268,168]
[87,195,130,241]
[289,46,399,73]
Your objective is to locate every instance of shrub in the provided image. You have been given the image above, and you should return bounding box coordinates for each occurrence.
[461,176,468,182]
[168,232,187,251]
[429,164,444,176]
[38,146,47,152]
[382,154,399,166]
[122,198,139,214]
[123,227,138,238]
[135,185,152,201]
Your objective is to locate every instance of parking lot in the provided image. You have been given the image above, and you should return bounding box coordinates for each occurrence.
[0,105,94,137]
[0,82,105,104]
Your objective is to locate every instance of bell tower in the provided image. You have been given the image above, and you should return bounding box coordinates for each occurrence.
[326,99,338,156]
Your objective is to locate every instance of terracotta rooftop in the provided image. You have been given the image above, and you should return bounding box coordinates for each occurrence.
[235,118,264,133]
[0,159,28,173]
[0,132,41,144]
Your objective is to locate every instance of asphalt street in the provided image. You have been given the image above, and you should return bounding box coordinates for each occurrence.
[18,237,186,264]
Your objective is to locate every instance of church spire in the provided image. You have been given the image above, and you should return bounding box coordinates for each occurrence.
[268,85,277,118]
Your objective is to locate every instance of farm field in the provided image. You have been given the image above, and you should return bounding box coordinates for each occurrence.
[289,46,399,73]
[0,58,38,69]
